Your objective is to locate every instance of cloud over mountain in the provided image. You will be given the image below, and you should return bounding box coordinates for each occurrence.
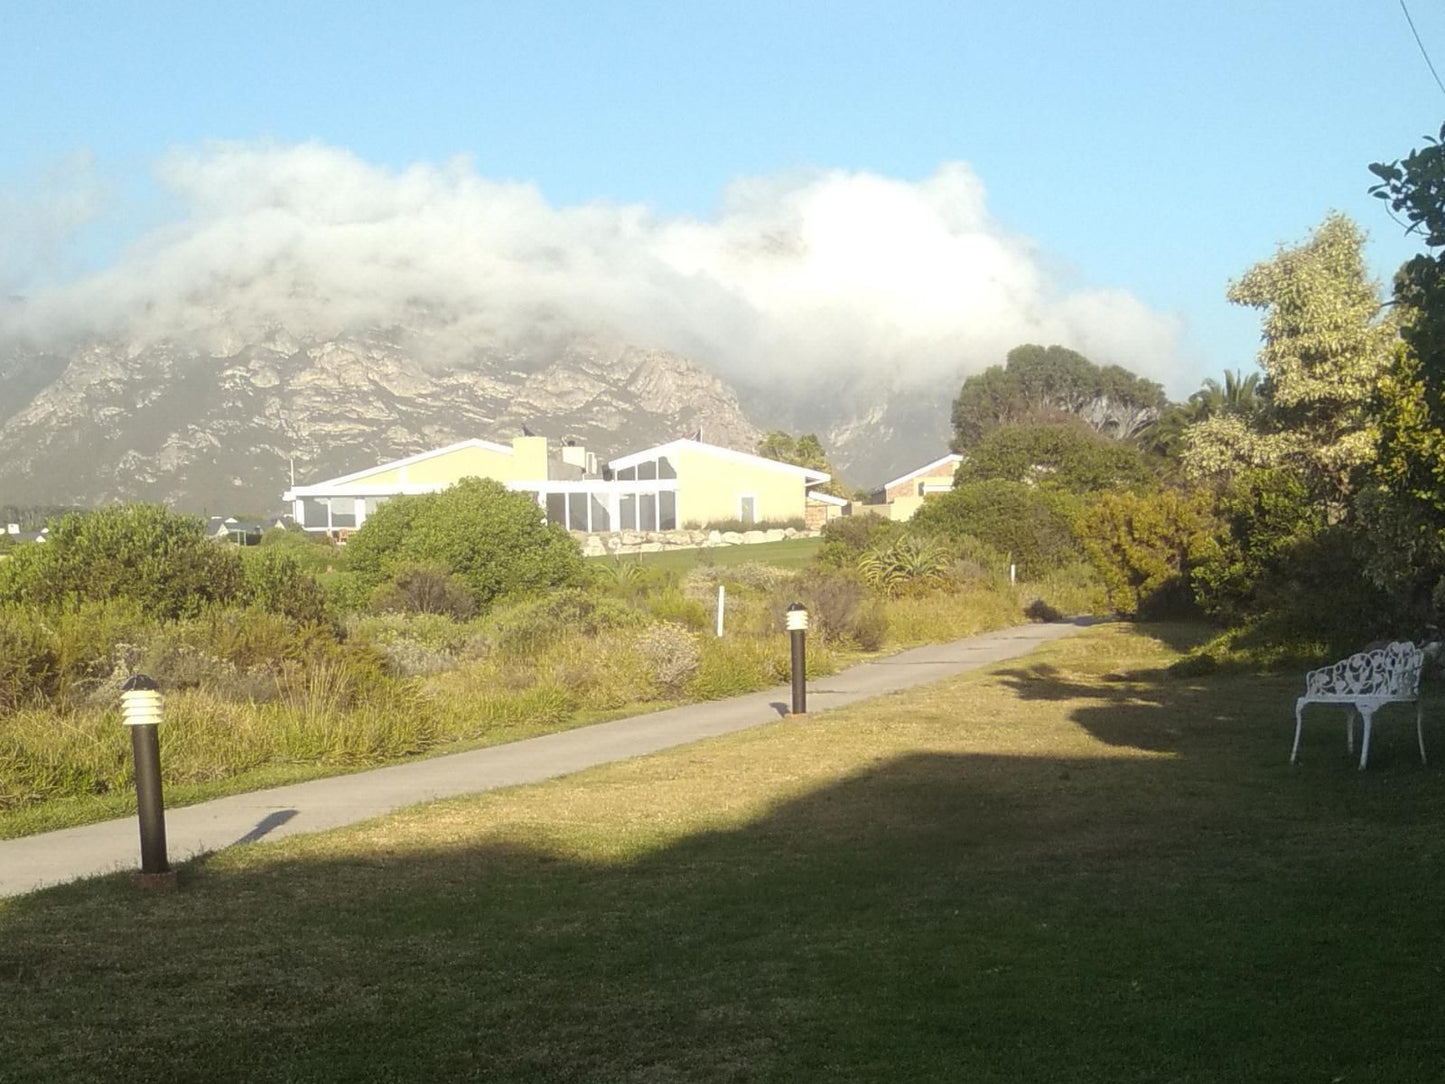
[1,142,1183,389]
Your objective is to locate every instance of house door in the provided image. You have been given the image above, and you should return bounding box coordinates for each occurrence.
[739,495,756,525]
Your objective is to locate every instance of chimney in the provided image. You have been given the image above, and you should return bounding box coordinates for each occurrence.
[560,441,588,471]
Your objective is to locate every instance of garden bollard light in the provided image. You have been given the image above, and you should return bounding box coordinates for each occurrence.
[121,675,170,876]
[786,603,808,715]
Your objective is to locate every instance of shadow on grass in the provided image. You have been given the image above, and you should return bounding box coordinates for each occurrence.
[4,660,1445,1084]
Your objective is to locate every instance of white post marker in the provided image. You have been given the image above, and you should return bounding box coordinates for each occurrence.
[716,584,726,637]
[1009,563,1016,585]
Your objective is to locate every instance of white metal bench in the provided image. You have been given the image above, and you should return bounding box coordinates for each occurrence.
[1292,641,1426,770]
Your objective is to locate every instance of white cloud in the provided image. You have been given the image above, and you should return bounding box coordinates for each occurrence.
[1,141,1184,389]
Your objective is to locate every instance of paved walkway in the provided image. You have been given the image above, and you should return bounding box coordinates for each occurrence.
[0,620,1089,897]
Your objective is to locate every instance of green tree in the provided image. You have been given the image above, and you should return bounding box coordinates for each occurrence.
[0,504,244,619]
[345,477,585,609]
[755,431,848,496]
[1182,213,1392,502]
[1369,128,1445,523]
[956,422,1151,493]
[911,479,1081,575]
[1076,488,1217,617]
[950,344,1165,449]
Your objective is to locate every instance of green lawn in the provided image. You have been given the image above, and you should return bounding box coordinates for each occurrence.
[4,623,1443,1081]
[588,535,823,573]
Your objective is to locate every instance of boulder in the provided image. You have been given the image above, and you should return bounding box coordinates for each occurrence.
[638,542,664,553]
[742,530,767,544]
[708,530,723,545]
[764,528,785,542]
[721,531,744,545]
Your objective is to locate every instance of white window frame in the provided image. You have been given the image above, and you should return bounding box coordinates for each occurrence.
[737,493,758,524]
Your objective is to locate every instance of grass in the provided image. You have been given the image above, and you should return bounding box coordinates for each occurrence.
[589,536,823,573]
[4,622,1444,1081]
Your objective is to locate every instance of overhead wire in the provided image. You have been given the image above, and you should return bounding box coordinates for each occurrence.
[1400,0,1445,99]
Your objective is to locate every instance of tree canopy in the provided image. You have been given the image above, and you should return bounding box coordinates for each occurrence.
[1182,213,1391,501]
[955,422,1151,494]
[949,344,1165,450]
[755,431,848,496]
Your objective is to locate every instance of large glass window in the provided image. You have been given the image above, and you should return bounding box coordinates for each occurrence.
[659,491,677,530]
[637,460,657,481]
[545,493,566,526]
[658,455,676,479]
[617,466,636,481]
[329,499,356,529]
[619,494,637,531]
[568,492,589,531]
[301,498,328,528]
[739,495,756,525]
[640,493,658,531]
[590,494,610,532]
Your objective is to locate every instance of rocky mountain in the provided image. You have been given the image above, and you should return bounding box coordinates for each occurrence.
[0,330,764,513]
[736,373,956,493]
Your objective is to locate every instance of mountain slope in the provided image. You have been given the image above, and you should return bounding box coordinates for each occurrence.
[0,331,762,513]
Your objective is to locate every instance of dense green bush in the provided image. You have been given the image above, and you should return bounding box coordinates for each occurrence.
[0,505,244,619]
[346,477,585,609]
[239,549,331,625]
[1189,469,1324,624]
[371,563,477,620]
[815,515,905,568]
[257,527,341,574]
[912,480,1081,575]
[1076,488,1218,618]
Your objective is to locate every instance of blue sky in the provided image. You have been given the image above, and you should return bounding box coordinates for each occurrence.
[2,0,1443,395]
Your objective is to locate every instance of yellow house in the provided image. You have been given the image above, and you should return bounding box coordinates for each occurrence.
[282,435,831,534]
[283,436,549,531]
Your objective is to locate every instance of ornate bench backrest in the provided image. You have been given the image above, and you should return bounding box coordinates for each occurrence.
[1304,641,1424,700]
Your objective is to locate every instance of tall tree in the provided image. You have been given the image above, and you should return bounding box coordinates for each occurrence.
[1182,213,1392,502]
[949,344,1165,450]
[1369,126,1445,521]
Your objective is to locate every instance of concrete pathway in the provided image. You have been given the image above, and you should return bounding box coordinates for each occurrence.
[0,619,1089,898]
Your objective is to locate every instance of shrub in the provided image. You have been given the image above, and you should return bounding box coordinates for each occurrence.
[371,563,477,620]
[240,548,331,624]
[912,480,1081,576]
[634,623,702,691]
[1076,487,1218,618]
[484,588,643,658]
[257,527,340,574]
[642,587,710,630]
[0,607,58,711]
[779,568,867,644]
[852,601,890,651]
[816,515,905,568]
[858,535,953,596]
[943,534,1010,589]
[346,477,585,610]
[319,571,373,615]
[682,562,790,598]
[0,504,244,619]
[1023,598,1063,622]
